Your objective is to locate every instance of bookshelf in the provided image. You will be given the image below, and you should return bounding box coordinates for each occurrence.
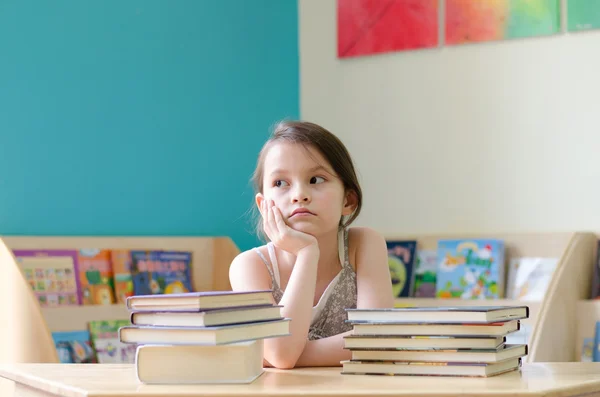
[2,232,596,363]
[385,232,597,363]
[0,236,240,333]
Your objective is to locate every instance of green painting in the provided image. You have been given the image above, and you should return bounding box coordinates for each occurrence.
[568,0,600,32]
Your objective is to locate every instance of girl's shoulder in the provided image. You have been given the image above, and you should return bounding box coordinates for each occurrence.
[228,244,272,287]
[347,226,387,270]
[347,226,386,250]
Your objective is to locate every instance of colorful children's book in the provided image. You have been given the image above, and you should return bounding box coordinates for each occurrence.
[111,250,134,304]
[413,249,437,298]
[13,249,81,307]
[582,337,594,362]
[131,250,193,295]
[386,240,417,298]
[435,239,505,299]
[52,330,96,363]
[78,249,116,305]
[505,257,558,301]
[89,320,136,363]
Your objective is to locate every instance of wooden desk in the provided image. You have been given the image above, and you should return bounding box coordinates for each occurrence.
[1,363,600,397]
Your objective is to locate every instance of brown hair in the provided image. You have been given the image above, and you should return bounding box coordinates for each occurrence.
[251,120,363,240]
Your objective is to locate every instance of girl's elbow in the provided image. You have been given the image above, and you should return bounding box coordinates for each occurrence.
[266,352,300,369]
[265,349,301,369]
[270,358,298,370]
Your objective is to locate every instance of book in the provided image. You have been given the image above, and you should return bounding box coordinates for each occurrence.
[435,239,505,299]
[346,306,529,324]
[135,340,264,384]
[119,318,290,345]
[111,249,134,304]
[592,240,600,299]
[52,330,96,363]
[582,337,594,362]
[350,320,520,337]
[343,335,505,350]
[386,240,417,298]
[413,249,437,298]
[504,322,532,346]
[349,343,527,363]
[126,290,273,312]
[594,321,600,362]
[131,305,283,327]
[13,249,81,307]
[131,250,193,295]
[505,257,558,300]
[341,357,521,377]
[78,249,116,305]
[88,320,136,364]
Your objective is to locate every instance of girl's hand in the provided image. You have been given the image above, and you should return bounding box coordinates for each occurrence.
[262,200,318,256]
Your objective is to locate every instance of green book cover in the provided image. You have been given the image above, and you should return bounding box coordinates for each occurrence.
[89,320,135,363]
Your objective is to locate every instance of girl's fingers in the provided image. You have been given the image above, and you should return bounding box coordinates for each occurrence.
[268,202,279,237]
[262,201,272,236]
[272,206,287,234]
[265,201,271,227]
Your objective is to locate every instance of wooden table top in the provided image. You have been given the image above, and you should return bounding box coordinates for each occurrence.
[2,363,600,397]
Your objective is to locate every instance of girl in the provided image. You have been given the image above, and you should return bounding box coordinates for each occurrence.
[229,120,393,369]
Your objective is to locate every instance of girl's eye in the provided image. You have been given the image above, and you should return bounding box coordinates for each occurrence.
[310,176,325,184]
[274,180,289,188]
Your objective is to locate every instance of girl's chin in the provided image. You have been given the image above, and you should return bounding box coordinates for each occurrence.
[288,220,338,236]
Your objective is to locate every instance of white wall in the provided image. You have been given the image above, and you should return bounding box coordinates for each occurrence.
[299,0,600,236]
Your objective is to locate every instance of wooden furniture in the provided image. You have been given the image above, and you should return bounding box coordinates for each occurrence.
[0,236,240,333]
[385,232,597,363]
[0,240,59,395]
[2,363,600,397]
[576,299,600,360]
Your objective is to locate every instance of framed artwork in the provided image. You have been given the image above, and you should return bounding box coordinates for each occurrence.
[567,0,600,32]
[337,0,439,58]
[445,0,560,45]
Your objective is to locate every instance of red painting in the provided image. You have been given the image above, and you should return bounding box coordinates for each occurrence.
[337,0,439,58]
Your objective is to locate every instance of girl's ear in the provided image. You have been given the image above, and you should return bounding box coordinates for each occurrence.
[255,193,265,215]
[342,190,358,216]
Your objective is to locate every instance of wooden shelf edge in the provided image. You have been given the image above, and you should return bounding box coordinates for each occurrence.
[41,304,130,333]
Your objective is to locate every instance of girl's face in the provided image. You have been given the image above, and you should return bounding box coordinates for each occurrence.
[257,142,355,237]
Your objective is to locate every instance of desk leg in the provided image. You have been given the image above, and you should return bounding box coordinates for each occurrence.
[13,383,56,397]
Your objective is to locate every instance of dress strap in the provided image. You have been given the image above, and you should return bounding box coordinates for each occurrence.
[338,228,350,269]
[266,243,281,286]
[253,247,276,284]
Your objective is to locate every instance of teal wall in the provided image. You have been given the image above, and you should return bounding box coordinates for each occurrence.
[0,1,298,251]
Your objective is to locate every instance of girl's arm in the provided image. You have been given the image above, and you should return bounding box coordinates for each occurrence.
[294,227,394,367]
[229,247,319,369]
[353,226,395,309]
[294,331,351,367]
[230,202,320,369]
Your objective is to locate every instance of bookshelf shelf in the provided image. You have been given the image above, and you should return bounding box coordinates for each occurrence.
[41,305,130,332]
[386,232,597,363]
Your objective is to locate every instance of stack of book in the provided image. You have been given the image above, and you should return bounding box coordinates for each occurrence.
[118,290,290,384]
[341,306,529,377]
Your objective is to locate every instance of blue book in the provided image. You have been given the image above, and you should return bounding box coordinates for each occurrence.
[52,330,96,363]
[593,322,600,362]
[435,239,505,299]
[131,250,193,295]
[386,240,417,298]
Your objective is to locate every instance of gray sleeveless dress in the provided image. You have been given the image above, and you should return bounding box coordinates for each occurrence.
[253,229,357,340]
